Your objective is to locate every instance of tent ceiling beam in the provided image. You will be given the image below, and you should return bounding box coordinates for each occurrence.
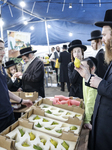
[29,19,60,23]
[1,0,45,21]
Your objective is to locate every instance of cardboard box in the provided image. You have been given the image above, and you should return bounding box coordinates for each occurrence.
[10,91,38,103]
[34,98,84,119]
[1,118,79,150]
[69,97,84,109]
[1,119,33,136]
[47,96,84,109]
[23,106,82,126]
[22,106,83,135]
[0,135,13,150]
[6,125,78,150]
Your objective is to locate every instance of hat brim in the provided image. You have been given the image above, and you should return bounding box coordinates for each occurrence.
[87,36,102,41]
[17,50,37,58]
[5,63,18,68]
[95,21,112,27]
[62,47,67,49]
[68,44,87,53]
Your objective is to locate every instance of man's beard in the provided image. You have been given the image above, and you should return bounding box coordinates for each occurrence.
[104,39,112,64]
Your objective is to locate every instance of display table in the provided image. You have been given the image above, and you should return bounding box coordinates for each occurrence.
[13,105,28,113]
[13,105,28,121]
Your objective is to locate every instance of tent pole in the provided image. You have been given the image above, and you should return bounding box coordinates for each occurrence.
[45,20,50,54]
[0,5,3,39]
[0,24,3,39]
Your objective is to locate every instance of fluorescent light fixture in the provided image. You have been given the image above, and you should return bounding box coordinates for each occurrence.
[30,26,34,30]
[0,18,4,26]
[47,24,51,28]
[69,32,73,36]
[69,3,72,8]
[24,21,28,25]
[20,1,26,7]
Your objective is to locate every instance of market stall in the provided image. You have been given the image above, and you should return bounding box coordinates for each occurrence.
[0,95,90,150]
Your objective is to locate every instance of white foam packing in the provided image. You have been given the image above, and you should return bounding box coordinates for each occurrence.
[39,104,83,120]
[6,126,76,150]
[29,114,80,136]
[0,147,7,150]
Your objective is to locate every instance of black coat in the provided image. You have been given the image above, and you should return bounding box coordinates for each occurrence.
[68,62,83,98]
[22,57,45,97]
[59,51,71,82]
[90,61,112,150]
[7,75,22,92]
[95,49,108,78]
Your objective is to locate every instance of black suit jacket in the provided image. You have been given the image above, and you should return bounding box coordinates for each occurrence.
[95,49,108,78]
[7,75,22,92]
[68,62,83,98]
[22,57,45,97]
[90,61,112,150]
[59,51,71,82]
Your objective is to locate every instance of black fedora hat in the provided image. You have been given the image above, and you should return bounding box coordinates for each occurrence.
[95,9,112,27]
[5,60,17,68]
[89,57,97,68]
[17,47,37,58]
[62,45,67,49]
[87,30,102,41]
[68,40,87,53]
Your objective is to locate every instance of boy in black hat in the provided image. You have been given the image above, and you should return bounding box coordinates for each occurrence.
[58,45,71,91]
[87,30,108,78]
[68,39,87,98]
[5,60,22,92]
[81,57,97,130]
[17,47,45,97]
[76,9,112,150]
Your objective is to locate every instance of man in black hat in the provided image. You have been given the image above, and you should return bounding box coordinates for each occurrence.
[58,45,71,91]
[0,40,33,132]
[76,9,112,150]
[87,30,108,78]
[17,47,45,97]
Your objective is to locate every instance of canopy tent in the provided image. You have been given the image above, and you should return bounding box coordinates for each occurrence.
[0,0,112,47]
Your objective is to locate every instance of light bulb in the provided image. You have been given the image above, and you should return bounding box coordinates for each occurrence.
[69,32,73,36]
[69,3,72,8]
[24,21,28,25]
[30,26,34,30]
[20,1,26,7]
[47,24,51,28]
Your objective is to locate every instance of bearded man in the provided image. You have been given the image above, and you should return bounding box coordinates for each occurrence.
[17,47,45,97]
[76,9,112,150]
